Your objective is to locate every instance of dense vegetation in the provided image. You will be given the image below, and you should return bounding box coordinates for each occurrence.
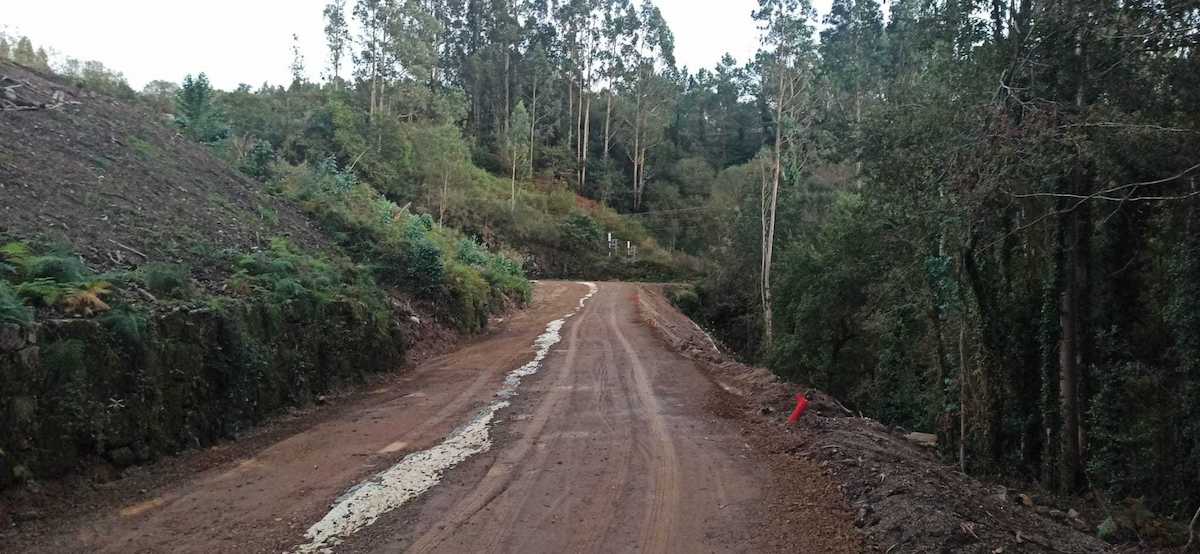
[5,0,1199,534]
[678,0,1200,528]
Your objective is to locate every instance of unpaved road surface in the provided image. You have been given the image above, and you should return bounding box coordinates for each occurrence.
[3,281,859,553]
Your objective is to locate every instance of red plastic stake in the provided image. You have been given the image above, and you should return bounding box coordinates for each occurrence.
[787,393,809,424]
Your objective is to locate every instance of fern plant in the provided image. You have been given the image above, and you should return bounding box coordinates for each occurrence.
[0,281,32,326]
[16,277,72,306]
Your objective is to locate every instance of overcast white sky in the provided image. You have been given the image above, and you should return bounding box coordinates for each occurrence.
[2,0,835,90]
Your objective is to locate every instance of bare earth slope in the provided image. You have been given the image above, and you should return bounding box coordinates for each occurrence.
[0,61,327,278]
[0,281,862,553]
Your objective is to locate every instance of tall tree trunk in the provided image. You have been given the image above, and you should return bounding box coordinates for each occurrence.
[602,90,613,204]
[761,67,786,346]
[929,294,951,446]
[632,92,642,210]
[576,91,585,190]
[369,73,378,118]
[1058,201,1081,491]
[504,50,511,138]
[959,310,968,473]
[440,170,448,225]
[566,79,574,157]
[1058,1,1090,491]
[529,78,538,178]
[603,91,613,160]
[1040,201,1065,488]
[576,74,585,177]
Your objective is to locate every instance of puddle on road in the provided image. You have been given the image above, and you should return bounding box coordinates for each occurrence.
[292,282,598,554]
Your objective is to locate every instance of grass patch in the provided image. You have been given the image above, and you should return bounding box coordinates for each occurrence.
[128,136,158,160]
[140,262,191,299]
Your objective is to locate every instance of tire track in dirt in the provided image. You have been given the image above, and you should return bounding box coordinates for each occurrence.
[288,282,812,554]
[402,284,599,554]
[608,305,681,554]
[495,294,638,553]
[467,302,609,554]
[564,312,636,553]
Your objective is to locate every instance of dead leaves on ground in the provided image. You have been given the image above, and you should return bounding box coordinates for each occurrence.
[61,281,112,316]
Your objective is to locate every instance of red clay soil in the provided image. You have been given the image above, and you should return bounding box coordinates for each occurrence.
[0,282,574,553]
[0,61,328,280]
[0,282,865,553]
[636,284,1118,553]
[336,282,862,554]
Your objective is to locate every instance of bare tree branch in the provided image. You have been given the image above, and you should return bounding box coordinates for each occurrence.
[1186,503,1199,552]
[1008,162,1200,202]
[1009,190,1200,202]
[1059,122,1197,134]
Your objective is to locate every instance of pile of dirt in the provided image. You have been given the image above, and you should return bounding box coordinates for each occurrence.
[637,284,1118,553]
[0,61,327,281]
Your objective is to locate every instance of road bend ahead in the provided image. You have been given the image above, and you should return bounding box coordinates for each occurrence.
[15,281,821,554]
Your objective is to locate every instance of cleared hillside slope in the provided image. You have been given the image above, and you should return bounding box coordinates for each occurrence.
[1,61,326,280]
[0,61,525,494]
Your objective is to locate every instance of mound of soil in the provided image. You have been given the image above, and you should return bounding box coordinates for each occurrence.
[0,61,327,280]
[636,284,1116,553]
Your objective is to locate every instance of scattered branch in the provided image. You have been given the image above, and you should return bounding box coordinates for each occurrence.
[1186,504,1199,552]
[108,239,148,260]
[346,149,369,172]
[0,100,81,112]
[1009,189,1200,202]
[1059,122,1196,134]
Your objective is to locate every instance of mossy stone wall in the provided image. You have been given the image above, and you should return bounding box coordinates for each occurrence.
[0,299,403,488]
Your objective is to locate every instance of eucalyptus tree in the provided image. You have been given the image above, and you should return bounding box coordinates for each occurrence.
[508,100,532,212]
[323,0,351,84]
[613,0,676,211]
[353,0,396,118]
[752,0,818,344]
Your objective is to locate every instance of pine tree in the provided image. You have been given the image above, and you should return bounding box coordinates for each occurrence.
[175,73,228,143]
[12,37,36,67]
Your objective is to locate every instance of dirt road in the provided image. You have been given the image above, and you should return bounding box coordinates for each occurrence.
[4,281,858,553]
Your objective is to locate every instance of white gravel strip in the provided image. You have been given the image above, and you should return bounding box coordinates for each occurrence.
[293,282,598,553]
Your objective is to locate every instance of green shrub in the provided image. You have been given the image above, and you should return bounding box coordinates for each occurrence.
[140,263,191,298]
[25,253,86,283]
[665,284,700,315]
[403,237,444,291]
[446,261,490,332]
[228,238,384,320]
[560,212,603,252]
[101,305,149,345]
[255,205,279,225]
[483,255,531,304]
[240,139,275,181]
[0,281,32,326]
[457,238,489,267]
[0,241,31,278]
